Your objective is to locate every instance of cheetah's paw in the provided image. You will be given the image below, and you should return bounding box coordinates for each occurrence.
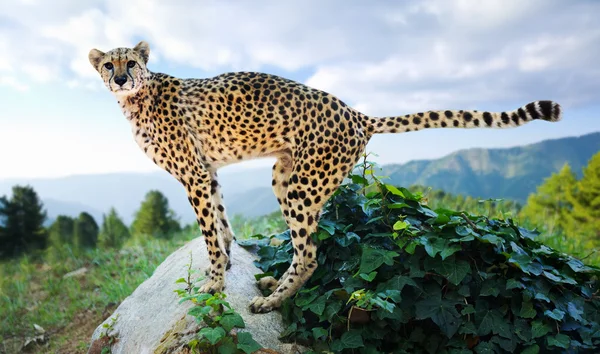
[198,277,225,294]
[249,295,281,313]
[257,276,278,292]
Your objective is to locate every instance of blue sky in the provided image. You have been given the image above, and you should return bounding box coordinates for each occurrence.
[0,0,599,179]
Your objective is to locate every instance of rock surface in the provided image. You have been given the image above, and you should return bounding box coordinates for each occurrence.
[87,237,303,354]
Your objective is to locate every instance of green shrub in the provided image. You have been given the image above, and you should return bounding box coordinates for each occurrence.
[243,169,600,353]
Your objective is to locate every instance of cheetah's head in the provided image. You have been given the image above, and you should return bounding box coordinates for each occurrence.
[88,41,150,96]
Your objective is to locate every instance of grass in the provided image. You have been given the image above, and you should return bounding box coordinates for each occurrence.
[0,212,287,354]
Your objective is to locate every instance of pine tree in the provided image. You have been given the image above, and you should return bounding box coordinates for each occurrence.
[98,208,131,249]
[519,163,577,234]
[0,185,48,259]
[131,190,181,238]
[565,152,600,240]
[74,212,99,249]
[48,215,75,245]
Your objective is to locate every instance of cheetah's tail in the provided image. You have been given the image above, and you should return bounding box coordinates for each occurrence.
[367,100,562,135]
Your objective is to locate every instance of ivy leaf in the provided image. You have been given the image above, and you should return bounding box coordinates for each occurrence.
[521,344,540,354]
[474,341,495,354]
[199,327,225,345]
[547,333,571,349]
[311,327,328,340]
[440,244,462,260]
[236,332,262,354]
[432,256,470,285]
[544,309,565,321]
[307,295,327,316]
[220,312,245,332]
[330,330,364,351]
[415,295,462,338]
[477,309,511,338]
[360,271,377,282]
[420,236,448,258]
[217,337,238,354]
[480,279,501,297]
[531,320,551,338]
[385,184,405,197]
[519,301,537,319]
[393,220,408,230]
[358,246,398,274]
[567,302,584,322]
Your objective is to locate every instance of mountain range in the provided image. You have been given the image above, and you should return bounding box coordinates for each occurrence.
[1,131,598,226]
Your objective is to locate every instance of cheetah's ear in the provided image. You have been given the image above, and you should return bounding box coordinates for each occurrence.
[133,41,150,64]
[88,49,105,71]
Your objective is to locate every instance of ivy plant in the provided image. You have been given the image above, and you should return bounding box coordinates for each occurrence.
[242,156,600,353]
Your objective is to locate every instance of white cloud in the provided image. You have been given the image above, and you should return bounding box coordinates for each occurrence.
[0,76,29,91]
[0,0,598,114]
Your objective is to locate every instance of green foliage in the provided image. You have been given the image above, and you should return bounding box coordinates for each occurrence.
[0,185,48,259]
[131,190,181,238]
[519,153,600,266]
[74,212,100,249]
[246,161,600,353]
[565,152,600,241]
[98,207,131,249]
[48,215,76,246]
[0,230,196,353]
[175,255,262,354]
[520,163,577,235]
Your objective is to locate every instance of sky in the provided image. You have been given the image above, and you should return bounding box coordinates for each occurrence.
[0,0,599,179]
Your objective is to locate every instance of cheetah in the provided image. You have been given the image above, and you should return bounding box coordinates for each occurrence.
[88,41,562,313]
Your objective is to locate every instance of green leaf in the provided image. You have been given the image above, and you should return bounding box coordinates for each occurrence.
[544,309,565,321]
[531,320,551,338]
[307,295,327,316]
[480,279,501,297]
[236,332,262,354]
[311,327,328,340]
[432,256,470,285]
[338,330,364,349]
[567,302,584,322]
[175,277,187,284]
[199,327,225,345]
[477,309,511,338]
[521,344,539,354]
[218,338,238,354]
[415,295,462,338]
[519,302,537,319]
[480,234,503,246]
[474,341,495,354]
[359,271,377,282]
[440,244,462,260]
[420,236,448,258]
[506,279,524,290]
[547,333,571,349]
[385,184,405,197]
[358,246,398,274]
[393,220,409,230]
[220,312,245,332]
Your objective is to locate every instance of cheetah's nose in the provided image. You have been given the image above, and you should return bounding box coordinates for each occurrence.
[114,75,127,86]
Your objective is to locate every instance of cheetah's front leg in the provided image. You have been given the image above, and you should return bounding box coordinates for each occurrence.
[185,170,229,294]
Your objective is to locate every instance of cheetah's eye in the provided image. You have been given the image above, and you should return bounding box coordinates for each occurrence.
[104,62,113,70]
[127,60,136,68]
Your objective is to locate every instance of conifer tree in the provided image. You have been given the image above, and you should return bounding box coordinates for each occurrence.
[0,185,48,259]
[131,190,181,238]
[74,212,99,249]
[98,208,131,249]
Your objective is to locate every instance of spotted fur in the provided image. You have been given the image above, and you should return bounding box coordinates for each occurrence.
[89,41,562,313]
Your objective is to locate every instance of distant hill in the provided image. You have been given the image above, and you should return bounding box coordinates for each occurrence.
[380,131,600,202]
[1,131,598,225]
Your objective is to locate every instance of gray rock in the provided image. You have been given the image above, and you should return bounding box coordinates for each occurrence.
[87,237,305,354]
